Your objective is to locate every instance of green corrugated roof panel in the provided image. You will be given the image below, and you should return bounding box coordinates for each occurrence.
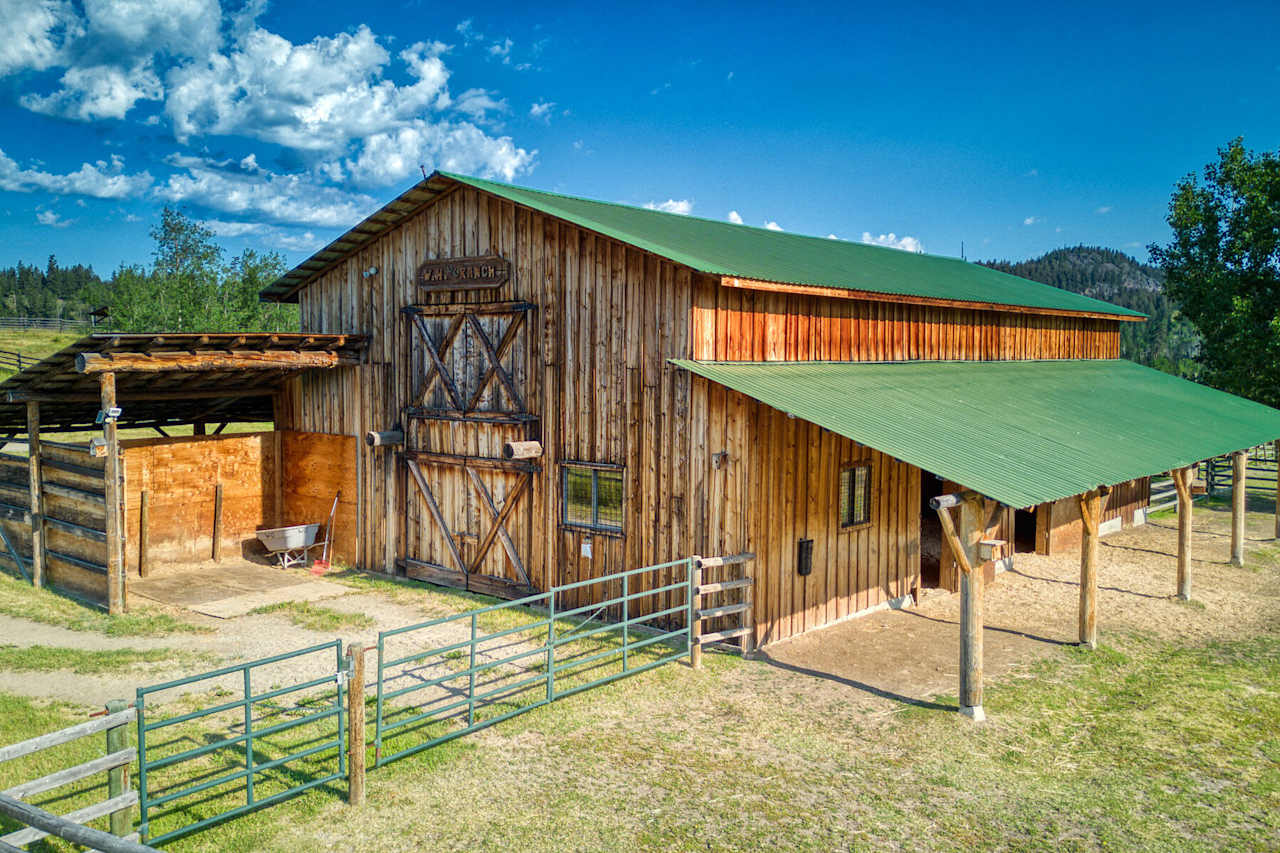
[671,358,1280,508]
[443,173,1144,318]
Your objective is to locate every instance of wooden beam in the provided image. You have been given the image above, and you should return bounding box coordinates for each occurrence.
[1171,465,1194,601]
[934,500,983,720]
[100,372,123,615]
[26,401,43,590]
[1077,488,1110,649]
[75,349,357,374]
[1231,450,1246,567]
[720,275,1148,322]
[7,388,278,404]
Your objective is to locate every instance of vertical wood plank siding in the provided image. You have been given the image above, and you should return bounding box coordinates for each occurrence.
[280,184,1129,642]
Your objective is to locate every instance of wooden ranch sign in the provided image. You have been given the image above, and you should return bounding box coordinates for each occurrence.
[416,254,511,292]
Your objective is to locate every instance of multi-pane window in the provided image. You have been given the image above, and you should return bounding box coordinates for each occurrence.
[839,463,872,528]
[562,464,624,533]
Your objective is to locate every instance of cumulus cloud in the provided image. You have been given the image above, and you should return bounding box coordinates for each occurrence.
[338,120,534,188]
[764,221,783,231]
[1023,216,1040,226]
[453,88,507,123]
[861,231,923,253]
[488,38,513,63]
[0,148,153,198]
[644,199,693,215]
[0,0,82,76]
[22,61,162,120]
[36,209,71,227]
[156,155,377,227]
[529,101,554,122]
[727,210,743,225]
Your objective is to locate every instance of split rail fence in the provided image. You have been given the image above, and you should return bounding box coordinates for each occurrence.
[0,555,754,848]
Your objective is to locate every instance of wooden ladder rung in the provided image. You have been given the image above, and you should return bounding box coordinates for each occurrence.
[696,602,750,621]
[698,626,751,645]
[696,578,753,595]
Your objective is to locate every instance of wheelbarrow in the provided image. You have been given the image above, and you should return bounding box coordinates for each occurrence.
[256,523,323,569]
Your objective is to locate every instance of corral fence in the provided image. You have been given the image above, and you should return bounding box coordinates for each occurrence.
[0,350,35,373]
[0,555,754,848]
[0,317,92,333]
[1148,443,1278,514]
[0,700,151,850]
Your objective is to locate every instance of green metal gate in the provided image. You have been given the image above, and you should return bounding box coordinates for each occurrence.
[374,557,695,767]
[135,640,346,846]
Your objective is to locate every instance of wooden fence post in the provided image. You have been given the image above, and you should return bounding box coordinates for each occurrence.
[212,483,223,563]
[138,491,150,578]
[741,574,755,659]
[346,642,366,806]
[1273,440,1280,540]
[690,557,703,669]
[26,401,44,589]
[104,699,130,837]
[1231,450,1246,567]
[101,372,123,615]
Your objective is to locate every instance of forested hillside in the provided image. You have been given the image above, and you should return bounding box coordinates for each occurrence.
[0,257,106,319]
[982,246,1200,376]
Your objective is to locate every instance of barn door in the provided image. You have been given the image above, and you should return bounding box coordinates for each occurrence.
[400,301,539,598]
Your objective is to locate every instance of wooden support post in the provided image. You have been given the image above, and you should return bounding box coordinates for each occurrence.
[100,373,124,614]
[932,498,984,721]
[212,483,223,562]
[741,574,755,659]
[272,428,284,528]
[690,557,703,669]
[1077,488,1110,650]
[193,420,206,436]
[138,491,150,578]
[1171,466,1194,601]
[26,401,43,589]
[346,642,366,806]
[104,699,130,837]
[1274,440,1280,540]
[1231,450,1246,567]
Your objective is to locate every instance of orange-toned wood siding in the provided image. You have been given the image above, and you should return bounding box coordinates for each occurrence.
[1040,477,1150,556]
[280,431,359,565]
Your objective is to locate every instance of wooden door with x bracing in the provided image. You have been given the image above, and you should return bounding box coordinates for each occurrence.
[400,301,539,598]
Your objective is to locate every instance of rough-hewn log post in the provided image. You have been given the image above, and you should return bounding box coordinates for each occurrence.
[138,491,150,578]
[1077,487,1110,649]
[26,401,44,589]
[689,558,703,669]
[932,494,984,721]
[212,483,223,562]
[346,642,366,806]
[104,698,130,837]
[1231,450,1246,567]
[1171,465,1194,601]
[101,372,123,614]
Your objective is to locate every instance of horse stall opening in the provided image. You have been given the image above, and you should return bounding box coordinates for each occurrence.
[119,430,359,576]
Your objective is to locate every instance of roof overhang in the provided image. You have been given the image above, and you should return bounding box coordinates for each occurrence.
[0,333,367,433]
[673,358,1280,509]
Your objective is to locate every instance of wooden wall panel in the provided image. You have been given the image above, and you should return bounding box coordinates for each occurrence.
[119,433,276,571]
[1042,477,1150,555]
[281,432,359,566]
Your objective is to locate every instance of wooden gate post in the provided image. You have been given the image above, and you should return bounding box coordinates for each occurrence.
[1171,466,1194,601]
[689,557,703,669]
[346,642,366,806]
[1231,450,1246,567]
[100,372,124,614]
[104,698,131,837]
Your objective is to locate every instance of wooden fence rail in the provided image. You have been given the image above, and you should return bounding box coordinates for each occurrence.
[0,317,91,333]
[0,701,146,850]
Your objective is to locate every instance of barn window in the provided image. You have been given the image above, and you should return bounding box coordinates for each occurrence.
[839,463,872,528]
[562,463,624,533]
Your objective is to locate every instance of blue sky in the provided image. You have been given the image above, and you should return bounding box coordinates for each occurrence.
[0,0,1277,277]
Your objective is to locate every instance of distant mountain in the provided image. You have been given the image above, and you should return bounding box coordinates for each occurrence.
[981,246,1200,377]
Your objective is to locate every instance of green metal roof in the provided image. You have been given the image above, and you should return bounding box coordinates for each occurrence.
[263,172,1145,319]
[672,358,1280,508]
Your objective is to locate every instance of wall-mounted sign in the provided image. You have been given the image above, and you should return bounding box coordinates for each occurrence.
[416,255,511,292]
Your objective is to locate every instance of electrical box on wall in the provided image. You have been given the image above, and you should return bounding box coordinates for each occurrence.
[797,538,814,576]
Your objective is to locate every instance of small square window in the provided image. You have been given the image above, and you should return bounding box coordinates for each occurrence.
[839,463,872,528]
[562,463,624,533]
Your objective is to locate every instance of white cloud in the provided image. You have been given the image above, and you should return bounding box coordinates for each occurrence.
[1095,205,1113,215]
[0,148,153,198]
[0,0,82,76]
[338,119,534,188]
[198,218,260,237]
[81,0,222,59]
[201,218,322,253]
[827,233,839,240]
[1023,216,1040,226]
[529,100,555,122]
[456,19,482,45]
[727,210,743,225]
[453,88,507,122]
[861,231,923,253]
[644,199,693,215]
[764,221,783,231]
[156,155,378,227]
[36,209,71,227]
[488,38,513,63]
[22,61,162,119]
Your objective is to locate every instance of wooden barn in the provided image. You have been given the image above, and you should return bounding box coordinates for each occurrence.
[4,172,1280,719]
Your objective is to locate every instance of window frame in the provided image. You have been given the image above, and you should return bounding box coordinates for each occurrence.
[560,461,625,536]
[838,462,873,530]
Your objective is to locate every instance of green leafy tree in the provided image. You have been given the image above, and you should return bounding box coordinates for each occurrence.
[1150,138,1280,405]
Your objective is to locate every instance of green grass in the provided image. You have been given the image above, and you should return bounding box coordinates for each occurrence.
[0,570,208,636]
[248,601,374,632]
[0,644,213,674]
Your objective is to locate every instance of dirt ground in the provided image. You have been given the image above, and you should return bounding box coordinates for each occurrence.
[2,496,1277,714]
